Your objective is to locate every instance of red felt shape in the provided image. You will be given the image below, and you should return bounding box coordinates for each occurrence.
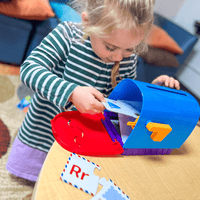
[51,111,124,156]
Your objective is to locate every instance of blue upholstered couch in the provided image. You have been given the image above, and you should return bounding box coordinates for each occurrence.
[0,0,79,65]
[0,1,198,84]
[136,13,198,83]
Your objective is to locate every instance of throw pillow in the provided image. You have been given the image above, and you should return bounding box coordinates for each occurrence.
[0,0,55,20]
[147,25,183,55]
[140,46,179,68]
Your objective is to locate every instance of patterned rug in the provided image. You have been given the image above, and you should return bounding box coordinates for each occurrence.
[0,68,34,199]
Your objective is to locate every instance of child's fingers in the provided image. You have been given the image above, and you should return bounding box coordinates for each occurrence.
[163,76,170,87]
[88,87,106,113]
[168,77,175,88]
[93,99,106,112]
[152,75,180,90]
[69,86,106,114]
[166,78,180,90]
[175,80,180,90]
[90,87,106,102]
[152,75,168,85]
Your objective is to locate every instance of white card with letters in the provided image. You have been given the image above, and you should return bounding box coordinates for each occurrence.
[91,178,130,200]
[60,153,100,196]
[102,98,140,118]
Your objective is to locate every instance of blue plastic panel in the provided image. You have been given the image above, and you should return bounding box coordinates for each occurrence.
[109,79,200,149]
[50,2,81,22]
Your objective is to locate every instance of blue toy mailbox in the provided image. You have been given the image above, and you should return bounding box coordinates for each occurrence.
[108,79,200,155]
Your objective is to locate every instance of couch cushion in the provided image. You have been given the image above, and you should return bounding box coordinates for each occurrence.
[0,13,33,65]
[140,46,179,68]
[0,0,55,20]
[147,25,183,55]
[162,20,199,65]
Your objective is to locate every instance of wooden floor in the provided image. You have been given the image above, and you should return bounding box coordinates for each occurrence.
[0,63,20,75]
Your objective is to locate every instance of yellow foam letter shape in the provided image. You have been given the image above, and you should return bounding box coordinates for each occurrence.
[146,122,172,142]
[127,117,139,129]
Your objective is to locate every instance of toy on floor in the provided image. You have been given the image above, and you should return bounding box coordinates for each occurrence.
[51,79,200,156]
[16,95,32,113]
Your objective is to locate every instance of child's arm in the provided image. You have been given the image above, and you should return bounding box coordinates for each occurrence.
[68,86,106,115]
[151,75,180,90]
[20,22,79,111]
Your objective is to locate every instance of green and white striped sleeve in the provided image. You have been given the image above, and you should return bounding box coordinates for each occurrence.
[20,22,79,110]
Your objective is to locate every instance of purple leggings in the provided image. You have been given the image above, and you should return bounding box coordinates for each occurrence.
[6,136,47,182]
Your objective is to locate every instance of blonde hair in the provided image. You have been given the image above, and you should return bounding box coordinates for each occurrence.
[72,0,155,87]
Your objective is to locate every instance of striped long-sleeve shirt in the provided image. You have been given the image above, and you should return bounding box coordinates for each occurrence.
[18,21,138,153]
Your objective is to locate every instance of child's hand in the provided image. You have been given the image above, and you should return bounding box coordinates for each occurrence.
[151,75,180,90]
[68,86,106,115]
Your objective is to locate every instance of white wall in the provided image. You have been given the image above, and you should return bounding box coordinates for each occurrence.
[154,0,200,99]
[154,0,186,19]
[173,0,200,34]
[173,0,200,99]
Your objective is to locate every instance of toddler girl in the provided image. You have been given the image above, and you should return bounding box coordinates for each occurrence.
[6,0,180,184]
